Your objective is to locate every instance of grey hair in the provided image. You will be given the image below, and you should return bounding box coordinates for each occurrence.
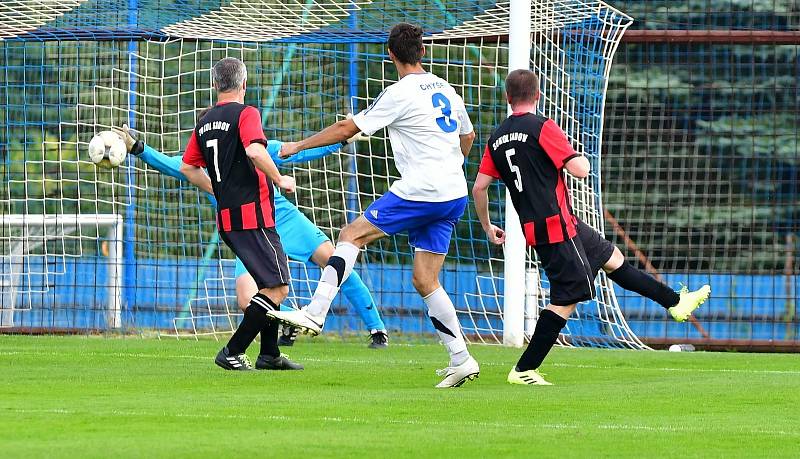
[212,57,248,93]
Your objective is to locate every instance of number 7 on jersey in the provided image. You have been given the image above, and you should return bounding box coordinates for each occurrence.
[206,139,221,182]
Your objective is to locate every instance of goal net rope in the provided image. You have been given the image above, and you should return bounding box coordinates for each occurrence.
[0,0,642,348]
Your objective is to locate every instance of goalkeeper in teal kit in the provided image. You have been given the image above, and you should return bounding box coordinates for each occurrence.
[115,126,389,348]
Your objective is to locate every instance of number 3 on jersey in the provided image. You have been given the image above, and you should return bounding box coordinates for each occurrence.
[206,139,221,182]
[505,148,523,192]
[431,92,458,133]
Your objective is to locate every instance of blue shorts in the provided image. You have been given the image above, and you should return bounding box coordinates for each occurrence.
[364,192,467,254]
[234,194,329,278]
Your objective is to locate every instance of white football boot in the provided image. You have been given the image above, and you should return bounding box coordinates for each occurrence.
[266,308,324,336]
[435,355,480,388]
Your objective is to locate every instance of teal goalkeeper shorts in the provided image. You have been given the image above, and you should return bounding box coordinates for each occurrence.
[234,193,330,278]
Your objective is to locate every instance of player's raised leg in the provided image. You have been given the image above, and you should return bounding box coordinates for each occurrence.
[576,219,710,322]
[603,247,710,321]
[267,216,384,334]
[310,243,389,347]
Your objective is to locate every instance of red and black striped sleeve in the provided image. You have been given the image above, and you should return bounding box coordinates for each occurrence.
[182,131,205,167]
[238,105,267,147]
[478,145,501,178]
[539,119,579,169]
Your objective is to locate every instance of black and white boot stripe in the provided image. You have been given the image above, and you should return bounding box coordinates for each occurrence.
[215,347,254,371]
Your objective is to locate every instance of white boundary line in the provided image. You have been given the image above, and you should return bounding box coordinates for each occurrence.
[1,350,799,375]
[3,408,799,438]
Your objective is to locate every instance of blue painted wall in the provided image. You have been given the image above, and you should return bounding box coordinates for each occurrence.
[5,257,798,342]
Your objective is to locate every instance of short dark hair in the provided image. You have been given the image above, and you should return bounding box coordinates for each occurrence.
[388,23,424,65]
[505,69,540,105]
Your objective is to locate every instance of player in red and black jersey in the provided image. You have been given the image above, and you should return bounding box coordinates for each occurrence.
[473,69,710,385]
[180,57,302,371]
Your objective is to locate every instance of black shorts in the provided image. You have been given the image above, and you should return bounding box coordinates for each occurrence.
[219,227,290,289]
[575,218,616,274]
[534,236,596,306]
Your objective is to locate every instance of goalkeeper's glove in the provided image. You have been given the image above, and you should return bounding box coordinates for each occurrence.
[111,124,145,156]
[340,113,368,147]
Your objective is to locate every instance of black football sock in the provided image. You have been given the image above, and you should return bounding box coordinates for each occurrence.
[226,293,272,355]
[515,309,567,372]
[607,262,680,309]
[260,319,281,358]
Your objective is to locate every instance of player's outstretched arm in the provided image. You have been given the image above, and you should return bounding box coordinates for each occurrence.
[142,144,214,196]
[281,119,360,158]
[472,172,506,245]
[114,124,213,194]
[137,145,189,181]
[269,140,342,165]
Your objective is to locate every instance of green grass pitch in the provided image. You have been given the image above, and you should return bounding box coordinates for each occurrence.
[1,336,799,458]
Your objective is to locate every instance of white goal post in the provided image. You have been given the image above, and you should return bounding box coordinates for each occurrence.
[497,0,642,348]
[0,214,123,329]
[502,0,533,347]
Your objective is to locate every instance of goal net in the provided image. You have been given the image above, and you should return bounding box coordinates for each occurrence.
[0,214,123,329]
[1,0,642,348]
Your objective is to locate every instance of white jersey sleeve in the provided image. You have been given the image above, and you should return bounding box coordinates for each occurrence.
[352,88,402,136]
[456,97,474,135]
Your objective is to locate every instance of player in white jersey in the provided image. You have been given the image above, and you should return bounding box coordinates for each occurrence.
[271,23,479,387]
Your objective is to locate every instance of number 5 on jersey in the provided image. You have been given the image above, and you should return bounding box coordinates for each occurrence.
[207,138,221,182]
[505,148,523,192]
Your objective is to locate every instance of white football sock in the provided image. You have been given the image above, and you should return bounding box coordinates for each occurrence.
[423,287,469,366]
[306,242,360,318]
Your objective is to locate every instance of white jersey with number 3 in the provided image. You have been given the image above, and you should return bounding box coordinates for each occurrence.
[352,72,474,202]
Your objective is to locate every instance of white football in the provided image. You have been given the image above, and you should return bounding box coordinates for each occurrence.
[88,131,127,168]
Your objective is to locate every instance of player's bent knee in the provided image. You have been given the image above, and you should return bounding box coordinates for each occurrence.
[338,217,383,247]
[236,290,251,311]
[411,274,439,297]
[235,274,259,312]
[260,285,289,305]
[311,241,335,267]
[547,303,577,320]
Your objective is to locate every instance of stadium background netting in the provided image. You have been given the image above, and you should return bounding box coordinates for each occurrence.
[1,0,798,350]
[605,1,800,349]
